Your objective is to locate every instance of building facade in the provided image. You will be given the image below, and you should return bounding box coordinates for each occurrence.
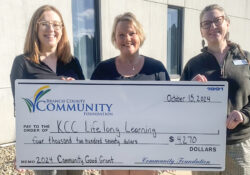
[0,0,249,144]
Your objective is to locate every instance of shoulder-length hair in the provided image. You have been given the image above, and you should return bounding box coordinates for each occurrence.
[24,5,72,64]
[111,12,145,48]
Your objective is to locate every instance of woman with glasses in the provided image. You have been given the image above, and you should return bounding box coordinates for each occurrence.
[10,5,84,175]
[10,5,85,96]
[181,4,250,175]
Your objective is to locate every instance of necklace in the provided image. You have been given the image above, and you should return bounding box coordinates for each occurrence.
[129,57,141,71]
[132,65,135,71]
[116,55,143,74]
[116,56,145,77]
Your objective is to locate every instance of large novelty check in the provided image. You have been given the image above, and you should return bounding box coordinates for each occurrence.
[16,80,228,171]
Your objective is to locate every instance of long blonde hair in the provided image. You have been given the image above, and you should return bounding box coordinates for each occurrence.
[24,5,72,64]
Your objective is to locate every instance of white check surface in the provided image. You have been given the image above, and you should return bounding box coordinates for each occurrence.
[15,80,228,171]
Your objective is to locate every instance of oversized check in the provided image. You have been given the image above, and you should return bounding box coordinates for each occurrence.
[16,80,228,171]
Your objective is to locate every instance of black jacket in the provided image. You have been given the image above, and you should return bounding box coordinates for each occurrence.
[10,54,85,97]
[181,45,250,145]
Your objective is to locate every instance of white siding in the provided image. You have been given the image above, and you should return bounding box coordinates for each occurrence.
[0,0,72,144]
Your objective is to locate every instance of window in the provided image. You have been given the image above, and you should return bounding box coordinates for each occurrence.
[72,0,100,79]
[167,6,183,77]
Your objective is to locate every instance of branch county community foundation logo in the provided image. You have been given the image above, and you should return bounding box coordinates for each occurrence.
[22,85,51,112]
[22,85,113,116]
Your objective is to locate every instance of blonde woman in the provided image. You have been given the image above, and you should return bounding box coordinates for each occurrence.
[91,12,169,81]
[91,12,170,175]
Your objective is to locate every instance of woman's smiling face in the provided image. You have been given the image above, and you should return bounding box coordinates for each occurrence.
[37,10,63,52]
[114,21,141,57]
[200,9,229,46]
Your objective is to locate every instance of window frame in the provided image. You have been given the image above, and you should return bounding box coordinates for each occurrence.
[167,5,183,79]
[71,0,101,79]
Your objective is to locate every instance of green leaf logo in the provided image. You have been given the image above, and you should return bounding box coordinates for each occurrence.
[23,85,51,112]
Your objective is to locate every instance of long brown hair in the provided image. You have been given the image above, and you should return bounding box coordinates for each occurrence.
[200,4,246,59]
[24,5,72,64]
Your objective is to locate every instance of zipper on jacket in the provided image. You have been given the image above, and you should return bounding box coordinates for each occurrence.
[220,50,229,78]
[220,59,225,77]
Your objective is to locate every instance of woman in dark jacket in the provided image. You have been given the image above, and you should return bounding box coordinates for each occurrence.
[181,4,250,175]
[10,5,84,175]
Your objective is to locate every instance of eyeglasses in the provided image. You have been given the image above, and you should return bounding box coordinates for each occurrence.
[37,21,63,31]
[200,16,225,29]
